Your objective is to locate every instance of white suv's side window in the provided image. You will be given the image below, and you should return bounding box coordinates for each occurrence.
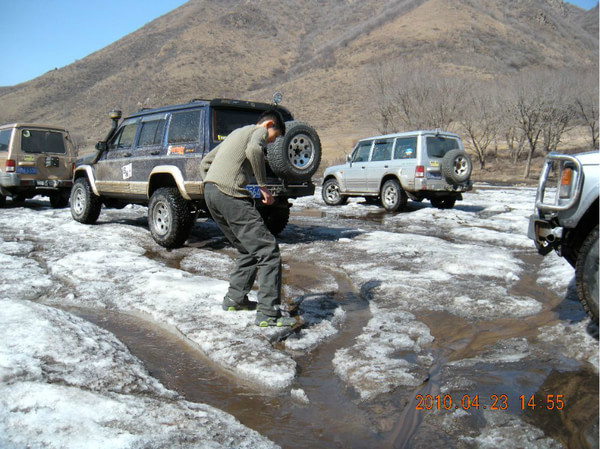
[352,141,372,162]
[393,137,418,159]
[371,139,393,161]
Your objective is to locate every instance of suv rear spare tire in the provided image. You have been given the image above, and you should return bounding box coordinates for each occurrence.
[266,121,321,182]
[441,150,472,185]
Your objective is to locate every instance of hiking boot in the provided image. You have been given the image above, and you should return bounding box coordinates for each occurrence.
[255,313,298,328]
[222,296,257,311]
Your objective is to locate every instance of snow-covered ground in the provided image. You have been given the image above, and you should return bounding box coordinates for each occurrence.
[0,184,597,447]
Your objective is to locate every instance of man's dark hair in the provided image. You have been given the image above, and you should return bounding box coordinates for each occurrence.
[257,109,286,135]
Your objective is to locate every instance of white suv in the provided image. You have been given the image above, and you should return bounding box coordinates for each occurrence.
[528,151,599,324]
[322,130,472,211]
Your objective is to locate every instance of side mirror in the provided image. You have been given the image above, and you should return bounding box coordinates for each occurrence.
[346,154,353,166]
[95,141,108,151]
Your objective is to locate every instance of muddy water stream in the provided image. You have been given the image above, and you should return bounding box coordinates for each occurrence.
[69,261,380,449]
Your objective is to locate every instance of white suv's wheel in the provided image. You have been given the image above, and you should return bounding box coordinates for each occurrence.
[322,178,348,206]
[380,179,407,212]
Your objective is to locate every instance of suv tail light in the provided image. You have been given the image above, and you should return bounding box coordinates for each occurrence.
[559,166,572,198]
[415,166,425,178]
[5,160,16,172]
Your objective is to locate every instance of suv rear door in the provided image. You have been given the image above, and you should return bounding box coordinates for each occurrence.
[17,127,74,183]
[423,135,461,182]
[365,138,393,192]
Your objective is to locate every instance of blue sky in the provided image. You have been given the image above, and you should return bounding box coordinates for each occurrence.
[1,0,598,87]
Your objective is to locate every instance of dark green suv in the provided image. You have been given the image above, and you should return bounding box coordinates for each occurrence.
[71,96,321,248]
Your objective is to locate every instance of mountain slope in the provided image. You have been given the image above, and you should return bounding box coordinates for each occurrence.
[0,0,596,156]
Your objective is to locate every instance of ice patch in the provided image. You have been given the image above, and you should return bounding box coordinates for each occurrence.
[0,299,278,448]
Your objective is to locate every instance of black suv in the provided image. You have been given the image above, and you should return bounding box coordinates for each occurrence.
[70,96,321,248]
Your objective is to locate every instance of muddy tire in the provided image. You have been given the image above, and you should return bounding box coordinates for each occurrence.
[430,197,457,209]
[259,203,290,236]
[441,150,471,185]
[71,177,102,224]
[380,179,407,212]
[148,187,194,249]
[266,121,321,182]
[575,225,599,324]
[322,178,348,206]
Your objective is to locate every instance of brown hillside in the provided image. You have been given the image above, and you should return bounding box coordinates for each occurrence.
[0,0,597,163]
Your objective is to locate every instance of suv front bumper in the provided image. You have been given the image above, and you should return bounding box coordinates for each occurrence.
[528,213,562,255]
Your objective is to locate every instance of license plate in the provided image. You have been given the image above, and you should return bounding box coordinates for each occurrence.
[430,161,440,167]
[245,185,261,198]
[17,167,37,174]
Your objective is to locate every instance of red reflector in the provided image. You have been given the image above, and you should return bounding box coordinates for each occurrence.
[415,166,425,178]
[5,160,16,172]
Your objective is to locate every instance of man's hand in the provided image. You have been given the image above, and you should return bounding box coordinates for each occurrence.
[259,186,275,205]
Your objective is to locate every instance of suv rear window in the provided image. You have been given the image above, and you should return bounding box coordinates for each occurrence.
[426,136,459,159]
[21,129,66,154]
[0,129,11,152]
[212,108,262,142]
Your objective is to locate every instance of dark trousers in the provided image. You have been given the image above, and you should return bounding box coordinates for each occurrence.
[204,183,281,317]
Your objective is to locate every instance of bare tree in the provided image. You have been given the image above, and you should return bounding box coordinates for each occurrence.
[367,60,467,133]
[460,86,498,169]
[508,70,577,178]
[573,68,599,149]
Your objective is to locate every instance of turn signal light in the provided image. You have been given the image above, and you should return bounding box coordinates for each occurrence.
[559,167,572,198]
[5,160,15,172]
[415,166,425,178]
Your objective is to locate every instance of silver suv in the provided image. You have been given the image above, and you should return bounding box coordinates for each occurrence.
[322,130,472,211]
[528,151,599,324]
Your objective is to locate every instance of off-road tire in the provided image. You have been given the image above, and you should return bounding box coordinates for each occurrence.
[148,187,194,249]
[322,178,348,206]
[575,225,599,324]
[258,204,290,236]
[266,121,321,182]
[70,177,102,224]
[441,150,472,185]
[430,197,457,209]
[380,179,407,212]
[0,195,5,208]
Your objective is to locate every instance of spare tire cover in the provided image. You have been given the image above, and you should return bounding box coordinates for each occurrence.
[266,121,321,182]
[441,149,472,185]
